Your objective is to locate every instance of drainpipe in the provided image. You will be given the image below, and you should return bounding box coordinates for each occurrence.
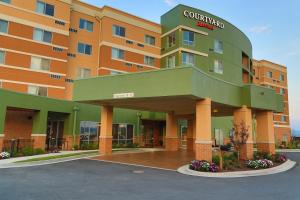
[72,106,79,149]
[136,112,142,144]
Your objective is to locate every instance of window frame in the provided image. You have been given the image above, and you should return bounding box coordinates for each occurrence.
[266,71,273,78]
[112,25,125,37]
[279,74,285,81]
[0,0,11,3]
[28,85,48,97]
[145,35,155,46]
[77,67,91,79]
[166,55,176,68]
[167,32,176,48]
[0,19,8,34]
[0,50,5,64]
[79,18,94,32]
[213,60,224,74]
[144,56,155,66]
[33,28,52,43]
[36,1,55,17]
[183,30,195,46]
[111,48,124,60]
[182,52,195,66]
[77,43,92,55]
[30,56,51,71]
[214,39,223,54]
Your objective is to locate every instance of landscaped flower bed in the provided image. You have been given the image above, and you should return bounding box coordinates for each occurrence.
[0,152,10,159]
[189,160,219,172]
[189,152,288,173]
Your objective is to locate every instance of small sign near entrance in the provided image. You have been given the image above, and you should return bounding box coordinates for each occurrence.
[113,92,134,99]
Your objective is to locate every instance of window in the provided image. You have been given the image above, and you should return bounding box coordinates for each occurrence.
[36,1,54,17]
[28,85,47,96]
[183,30,194,46]
[280,88,285,95]
[144,56,155,66]
[110,70,122,75]
[77,68,91,79]
[167,32,176,48]
[279,74,285,81]
[182,52,194,66]
[111,48,124,60]
[77,43,92,55]
[266,71,273,78]
[0,51,4,64]
[167,55,175,68]
[33,28,52,43]
[214,60,224,74]
[30,56,50,71]
[0,0,11,3]
[79,19,93,32]
[0,19,8,33]
[80,121,99,145]
[214,40,223,54]
[112,123,134,145]
[112,25,125,37]
[145,35,155,45]
[281,115,287,122]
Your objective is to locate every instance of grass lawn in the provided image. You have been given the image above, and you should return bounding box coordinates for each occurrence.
[15,151,99,163]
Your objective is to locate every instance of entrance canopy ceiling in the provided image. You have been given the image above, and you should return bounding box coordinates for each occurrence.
[73,67,283,115]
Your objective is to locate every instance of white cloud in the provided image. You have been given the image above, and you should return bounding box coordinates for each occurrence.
[250,25,271,34]
[164,0,176,6]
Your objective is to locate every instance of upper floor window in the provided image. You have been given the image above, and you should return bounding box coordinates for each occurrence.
[28,85,47,96]
[36,1,54,17]
[266,71,273,78]
[0,0,10,4]
[144,56,155,66]
[30,56,50,71]
[77,43,92,55]
[77,67,91,79]
[167,55,176,68]
[145,35,155,45]
[0,51,4,64]
[281,115,287,122]
[33,28,52,43]
[111,71,122,75]
[213,60,224,74]
[280,88,285,95]
[183,30,194,46]
[214,40,223,54]
[167,32,176,48]
[0,19,8,33]
[182,52,194,66]
[111,48,124,60]
[112,25,125,37]
[279,74,285,81]
[79,19,93,32]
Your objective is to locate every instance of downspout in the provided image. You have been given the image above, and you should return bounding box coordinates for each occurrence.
[72,106,79,149]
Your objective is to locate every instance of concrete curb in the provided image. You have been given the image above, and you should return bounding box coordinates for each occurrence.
[177,159,296,178]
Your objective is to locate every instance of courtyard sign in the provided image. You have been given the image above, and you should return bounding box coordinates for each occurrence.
[113,92,134,99]
[183,10,225,30]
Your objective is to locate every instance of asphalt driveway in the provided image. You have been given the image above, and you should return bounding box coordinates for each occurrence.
[0,152,299,200]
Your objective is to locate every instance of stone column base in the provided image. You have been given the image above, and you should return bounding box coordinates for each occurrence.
[195,143,212,162]
[257,143,275,155]
[186,138,195,151]
[99,137,112,155]
[31,135,46,150]
[240,143,254,160]
[165,137,179,151]
[64,135,80,150]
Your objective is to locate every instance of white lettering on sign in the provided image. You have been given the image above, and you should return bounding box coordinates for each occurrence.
[113,92,134,99]
[183,10,225,29]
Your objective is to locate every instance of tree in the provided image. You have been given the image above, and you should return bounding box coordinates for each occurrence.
[230,120,250,161]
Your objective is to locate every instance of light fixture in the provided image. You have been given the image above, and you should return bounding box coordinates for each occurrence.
[213,109,218,113]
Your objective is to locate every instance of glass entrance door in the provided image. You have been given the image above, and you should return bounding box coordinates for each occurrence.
[46,120,64,150]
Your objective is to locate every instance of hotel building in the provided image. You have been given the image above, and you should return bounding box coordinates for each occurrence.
[0,0,290,160]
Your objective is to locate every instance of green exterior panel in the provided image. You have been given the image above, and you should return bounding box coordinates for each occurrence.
[32,110,48,135]
[0,104,7,135]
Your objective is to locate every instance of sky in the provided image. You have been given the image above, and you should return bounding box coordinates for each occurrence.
[82,0,300,131]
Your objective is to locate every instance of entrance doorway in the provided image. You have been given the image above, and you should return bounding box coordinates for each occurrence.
[46,120,64,150]
[141,120,165,147]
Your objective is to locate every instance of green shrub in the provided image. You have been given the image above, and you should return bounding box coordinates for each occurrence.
[212,155,220,166]
[20,147,34,156]
[34,148,45,155]
[254,151,272,160]
[73,144,79,150]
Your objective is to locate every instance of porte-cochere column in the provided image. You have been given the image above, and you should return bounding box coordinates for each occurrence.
[165,112,179,151]
[256,111,275,154]
[195,98,212,162]
[99,106,113,155]
[233,106,253,160]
